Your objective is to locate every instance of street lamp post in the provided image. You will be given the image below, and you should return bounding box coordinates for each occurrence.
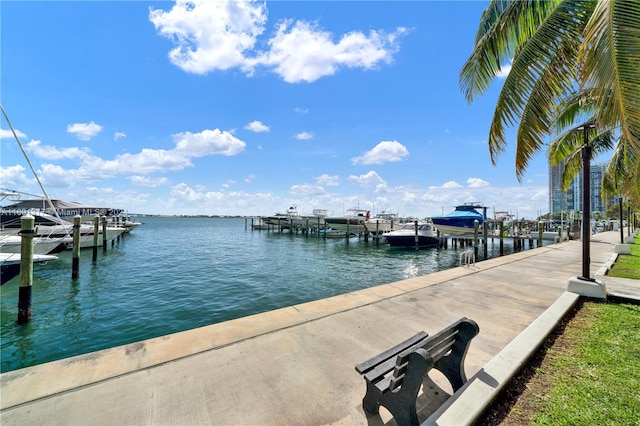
[578,123,595,281]
[567,122,605,299]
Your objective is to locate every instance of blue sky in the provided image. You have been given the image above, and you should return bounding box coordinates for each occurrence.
[1,1,601,219]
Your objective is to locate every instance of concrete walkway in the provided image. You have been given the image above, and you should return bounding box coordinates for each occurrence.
[1,231,637,425]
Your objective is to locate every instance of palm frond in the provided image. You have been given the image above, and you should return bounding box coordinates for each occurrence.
[581,0,640,151]
[486,0,590,173]
[460,0,560,103]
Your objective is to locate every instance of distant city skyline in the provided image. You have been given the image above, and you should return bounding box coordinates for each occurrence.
[549,160,612,217]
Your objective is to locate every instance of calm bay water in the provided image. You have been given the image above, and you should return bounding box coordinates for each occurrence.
[1,217,529,373]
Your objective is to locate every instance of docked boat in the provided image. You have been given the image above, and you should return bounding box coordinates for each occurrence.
[0,252,59,285]
[0,234,67,254]
[5,198,125,223]
[1,209,126,249]
[263,206,301,229]
[364,211,404,236]
[385,221,439,249]
[300,209,328,227]
[430,204,486,236]
[319,227,356,238]
[323,208,369,233]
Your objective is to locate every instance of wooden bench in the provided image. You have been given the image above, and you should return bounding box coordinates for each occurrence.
[354,317,479,426]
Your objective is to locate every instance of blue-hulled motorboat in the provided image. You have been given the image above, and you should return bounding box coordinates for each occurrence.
[430,204,485,236]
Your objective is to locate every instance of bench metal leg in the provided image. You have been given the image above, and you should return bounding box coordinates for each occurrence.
[363,349,433,426]
[433,320,479,392]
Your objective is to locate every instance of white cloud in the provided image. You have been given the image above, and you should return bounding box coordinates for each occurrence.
[466,177,490,188]
[22,128,247,181]
[295,131,313,140]
[149,0,406,83]
[429,180,463,189]
[259,20,406,83]
[67,121,102,141]
[27,140,92,161]
[244,120,270,133]
[114,131,127,140]
[348,170,386,187]
[294,107,309,114]
[315,174,340,186]
[39,163,78,188]
[149,0,267,74]
[0,164,32,186]
[0,128,27,139]
[130,176,170,187]
[290,183,327,197]
[351,140,409,165]
[173,129,246,157]
[110,149,193,174]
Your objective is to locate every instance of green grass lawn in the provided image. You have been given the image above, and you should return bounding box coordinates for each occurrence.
[607,233,640,280]
[533,302,640,425]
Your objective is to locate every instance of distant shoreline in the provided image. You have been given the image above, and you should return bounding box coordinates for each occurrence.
[133,214,253,219]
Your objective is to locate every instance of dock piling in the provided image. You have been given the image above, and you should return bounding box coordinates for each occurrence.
[72,215,81,279]
[499,221,504,255]
[473,220,479,259]
[92,215,99,261]
[17,215,35,324]
[102,216,108,250]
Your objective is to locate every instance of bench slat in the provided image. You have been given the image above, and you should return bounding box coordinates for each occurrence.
[362,338,430,383]
[355,331,429,374]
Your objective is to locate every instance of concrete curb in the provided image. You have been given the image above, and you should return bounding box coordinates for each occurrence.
[423,291,581,426]
[595,253,618,277]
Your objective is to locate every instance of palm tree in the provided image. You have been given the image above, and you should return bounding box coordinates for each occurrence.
[459,0,640,206]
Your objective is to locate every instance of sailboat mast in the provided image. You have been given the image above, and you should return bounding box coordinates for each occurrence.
[1,104,68,226]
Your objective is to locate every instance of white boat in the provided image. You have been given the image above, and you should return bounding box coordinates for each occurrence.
[319,227,356,238]
[5,198,125,223]
[0,252,59,285]
[300,209,328,227]
[364,211,404,236]
[1,209,126,249]
[323,208,369,233]
[385,221,440,249]
[0,234,67,254]
[263,206,301,228]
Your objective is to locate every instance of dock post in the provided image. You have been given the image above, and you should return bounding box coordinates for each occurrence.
[538,222,543,247]
[499,221,504,255]
[558,223,563,241]
[483,220,488,258]
[17,214,35,324]
[102,215,108,250]
[473,220,479,259]
[92,215,99,261]
[414,220,419,250]
[72,215,81,279]
[375,221,380,246]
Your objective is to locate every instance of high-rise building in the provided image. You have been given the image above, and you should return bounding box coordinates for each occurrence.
[548,160,610,216]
